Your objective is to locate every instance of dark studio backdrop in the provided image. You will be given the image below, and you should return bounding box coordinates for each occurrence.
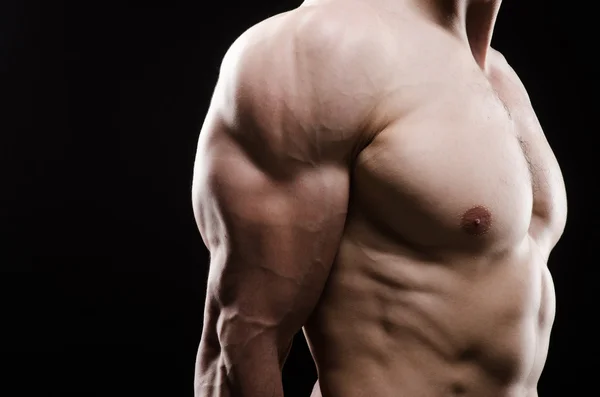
[0,0,596,396]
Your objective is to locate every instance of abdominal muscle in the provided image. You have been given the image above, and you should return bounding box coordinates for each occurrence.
[303,215,555,397]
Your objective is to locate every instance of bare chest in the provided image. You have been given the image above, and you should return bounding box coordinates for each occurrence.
[351,74,565,254]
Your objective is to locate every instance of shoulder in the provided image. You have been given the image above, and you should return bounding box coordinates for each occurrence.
[488,48,532,105]
[211,5,393,160]
[218,4,390,102]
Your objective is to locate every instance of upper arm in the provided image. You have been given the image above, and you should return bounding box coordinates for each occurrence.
[192,15,360,370]
[193,123,349,342]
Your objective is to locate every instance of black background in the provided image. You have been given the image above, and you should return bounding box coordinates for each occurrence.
[1,0,596,396]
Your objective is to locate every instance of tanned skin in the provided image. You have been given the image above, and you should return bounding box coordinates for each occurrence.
[191,0,567,396]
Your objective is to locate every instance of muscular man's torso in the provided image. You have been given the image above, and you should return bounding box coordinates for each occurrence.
[276,2,569,397]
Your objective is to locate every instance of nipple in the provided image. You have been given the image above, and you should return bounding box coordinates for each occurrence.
[460,206,492,236]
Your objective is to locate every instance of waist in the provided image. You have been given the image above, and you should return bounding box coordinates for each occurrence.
[303,237,554,395]
[309,362,540,397]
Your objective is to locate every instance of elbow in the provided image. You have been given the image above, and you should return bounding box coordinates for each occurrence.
[195,340,284,397]
[196,334,223,377]
[195,349,233,397]
[195,319,282,394]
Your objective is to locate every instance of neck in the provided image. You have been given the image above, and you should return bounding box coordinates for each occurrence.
[419,0,504,69]
[301,0,502,69]
[412,0,502,68]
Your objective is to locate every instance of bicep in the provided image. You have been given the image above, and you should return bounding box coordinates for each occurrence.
[192,118,349,354]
